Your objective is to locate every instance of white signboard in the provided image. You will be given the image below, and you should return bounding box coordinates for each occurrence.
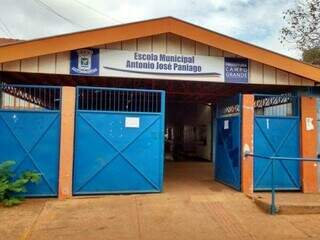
[125,117,140,128]
[100,49,225,82]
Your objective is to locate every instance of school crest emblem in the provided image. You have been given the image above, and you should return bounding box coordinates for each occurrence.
[70,48,99,75]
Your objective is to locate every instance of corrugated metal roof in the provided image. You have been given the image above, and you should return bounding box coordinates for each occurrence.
[0,37,23,46]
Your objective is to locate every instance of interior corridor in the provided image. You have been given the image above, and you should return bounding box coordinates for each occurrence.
[163,161,236,195]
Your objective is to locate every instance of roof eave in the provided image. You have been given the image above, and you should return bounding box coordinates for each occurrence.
[0,17,319,82]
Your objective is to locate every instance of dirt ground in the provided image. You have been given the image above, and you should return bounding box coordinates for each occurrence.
[2,162,320,240]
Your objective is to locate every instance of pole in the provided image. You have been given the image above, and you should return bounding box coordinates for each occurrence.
[270,157,277,214]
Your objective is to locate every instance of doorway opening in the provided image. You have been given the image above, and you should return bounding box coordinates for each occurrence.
[164,101,217,194]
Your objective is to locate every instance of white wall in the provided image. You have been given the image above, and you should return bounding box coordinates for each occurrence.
[194,104,212,160]
[166,102,212,161]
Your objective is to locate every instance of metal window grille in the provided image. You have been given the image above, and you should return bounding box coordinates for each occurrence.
[0,83,61,111]
[216,95,241,117]
[254,94,298,117]
[77,87,162,113]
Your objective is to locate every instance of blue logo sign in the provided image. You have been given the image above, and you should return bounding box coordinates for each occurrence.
[225,58,248,83]
[70,49,99,75]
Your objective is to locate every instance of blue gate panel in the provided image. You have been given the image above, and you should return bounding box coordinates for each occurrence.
[254,116,300,190]
[73,88,165,195]
[215,116,241,190]
[0,111,60,196]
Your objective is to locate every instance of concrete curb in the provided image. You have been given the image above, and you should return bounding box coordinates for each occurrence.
[248,194,320,215]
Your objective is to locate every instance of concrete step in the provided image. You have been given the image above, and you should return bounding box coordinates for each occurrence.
[249,193,320,215]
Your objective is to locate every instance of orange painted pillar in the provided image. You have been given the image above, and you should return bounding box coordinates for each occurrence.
[300,96,318,193]
[58,86,76,200]
[241,94,254,195]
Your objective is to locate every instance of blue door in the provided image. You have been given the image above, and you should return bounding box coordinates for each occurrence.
[0,85,61,196]
[73,87,165,195]
[253,95,300,190]
[215,96,241,190]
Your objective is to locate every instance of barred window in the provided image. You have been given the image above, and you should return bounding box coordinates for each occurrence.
[77,87,163,113]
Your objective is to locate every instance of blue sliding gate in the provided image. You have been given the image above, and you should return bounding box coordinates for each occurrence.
[254,94,300,190]
[0,84,61,196]
[215,95,241,190]
[73,87,165,195]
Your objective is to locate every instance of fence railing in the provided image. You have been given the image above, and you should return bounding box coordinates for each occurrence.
[0,83,61,111]
[254,94,299,117]
[244,151,320,215]
[77,87,163,113]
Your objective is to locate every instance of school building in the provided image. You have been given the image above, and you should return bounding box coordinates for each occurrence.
[0,17,319,199]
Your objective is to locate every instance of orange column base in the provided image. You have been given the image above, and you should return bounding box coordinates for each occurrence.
[58,86,76,200]
[300,96,318,193]
[241,94,254,195]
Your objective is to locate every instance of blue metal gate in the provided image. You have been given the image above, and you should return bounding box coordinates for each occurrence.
[73,87,165,195]
[254,94,300,190]
[0,84,61,196]
[215,95,241,190]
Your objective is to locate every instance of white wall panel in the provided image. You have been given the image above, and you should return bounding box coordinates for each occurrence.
[263,65,276,85]
[195,42,209,56]
[301,77,315,86]
[39,54,56,74]
[152,34,166,53]
[209,47,223,57]
[106,42,122,50]
[137,37,152,52]
[276,69,289,85]
[167,33,181,54]
[56,52,70,74]
[250,61,263,84]
[289,73,301,86]
[122,39,137,51]
[181,38,195,55]
[3,60,20,72]
[21,57,38,73]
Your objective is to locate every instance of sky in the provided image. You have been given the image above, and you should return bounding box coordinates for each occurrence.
[0,0,299,58]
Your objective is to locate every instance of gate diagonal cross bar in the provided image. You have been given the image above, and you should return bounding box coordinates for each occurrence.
[254,117,300,189]
[255,119,299,187]
[0,113,59,194]
[217,125,238,184]
[75,113,161,192]
[215,115,241,190]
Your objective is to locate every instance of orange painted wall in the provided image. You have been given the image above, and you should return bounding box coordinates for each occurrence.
[58,86,76,199]
[241,94,254,195]
[300,96,318,193]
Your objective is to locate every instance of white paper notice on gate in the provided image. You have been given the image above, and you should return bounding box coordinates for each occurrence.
[306,117,314,131]
[224,120,229,130]
[125,117,140,128]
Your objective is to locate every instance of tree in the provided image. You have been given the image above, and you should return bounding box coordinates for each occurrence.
[302,47,320,65]
[280,0,320,64]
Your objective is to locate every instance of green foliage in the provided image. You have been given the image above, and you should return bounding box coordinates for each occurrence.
[302,47,320,65]
[0,161,41,207]
[281,0,320,51]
